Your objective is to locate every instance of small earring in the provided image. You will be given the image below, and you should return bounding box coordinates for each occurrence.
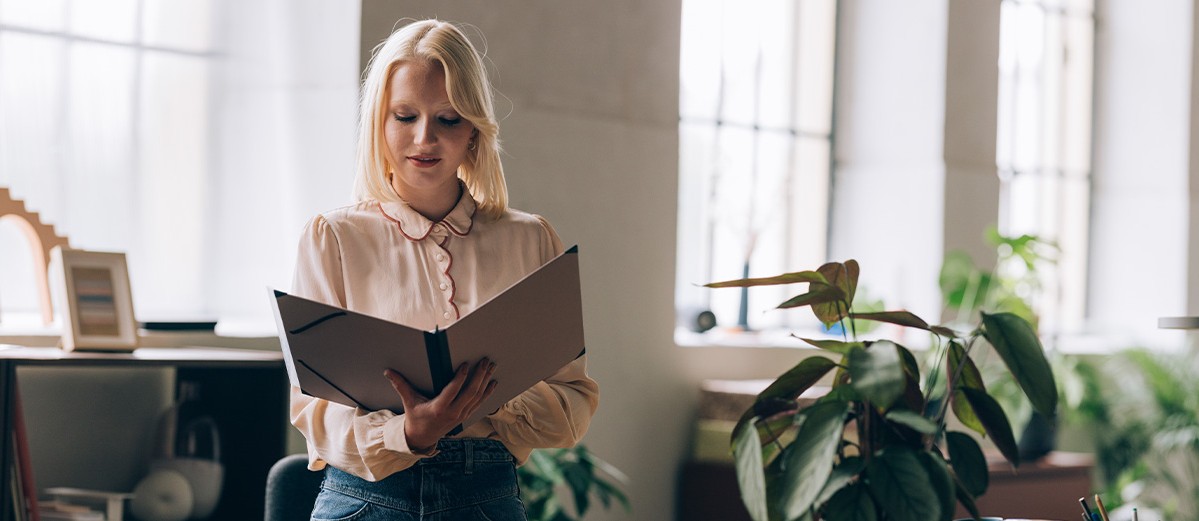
[468,140,477,151]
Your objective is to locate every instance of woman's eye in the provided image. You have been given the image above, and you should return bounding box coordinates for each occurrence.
[439,117,462,126]
[394,114,416,123]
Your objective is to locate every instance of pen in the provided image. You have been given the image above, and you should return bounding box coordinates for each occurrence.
[1133,507,1139,521]
[1079,497,1095,521]
[1094,494,1110,521]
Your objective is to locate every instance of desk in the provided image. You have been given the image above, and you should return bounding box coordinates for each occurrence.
[1,346,287,521]
[957,451,1094,520]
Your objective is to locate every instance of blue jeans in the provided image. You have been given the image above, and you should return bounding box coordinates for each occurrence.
[311,439,527,521]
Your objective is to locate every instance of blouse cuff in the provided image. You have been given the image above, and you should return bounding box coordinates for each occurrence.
[380,414,440,457]
[488,400,526,425]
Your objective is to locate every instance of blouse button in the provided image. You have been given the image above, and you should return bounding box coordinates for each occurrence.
[439,282,448,290]
[435,253,445,261]
[443,311,451,319]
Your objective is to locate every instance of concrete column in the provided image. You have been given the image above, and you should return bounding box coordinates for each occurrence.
[1090,0,1191,345]
[832,0,1000,320]
[831,0,949,318]
[943,0,1002,268]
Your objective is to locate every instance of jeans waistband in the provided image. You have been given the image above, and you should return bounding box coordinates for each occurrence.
[321,439,517,513]
[422,438,513,464]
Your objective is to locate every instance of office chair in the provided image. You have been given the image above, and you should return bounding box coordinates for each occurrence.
[264,454,322,521]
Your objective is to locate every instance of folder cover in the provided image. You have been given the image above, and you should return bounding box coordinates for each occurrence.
[269,247,585,428]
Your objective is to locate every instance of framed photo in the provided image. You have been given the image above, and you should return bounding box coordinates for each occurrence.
[50,247,138,351]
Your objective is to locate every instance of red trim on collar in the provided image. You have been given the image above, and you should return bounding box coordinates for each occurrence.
[376,201,475,241]
[377,202,433,241]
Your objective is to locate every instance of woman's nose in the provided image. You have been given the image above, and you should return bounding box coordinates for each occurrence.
[414,117,437,145]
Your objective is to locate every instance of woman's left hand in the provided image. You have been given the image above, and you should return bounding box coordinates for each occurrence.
[383,358,498,452]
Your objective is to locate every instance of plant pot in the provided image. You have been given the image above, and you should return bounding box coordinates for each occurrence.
[1017,410,1057,462]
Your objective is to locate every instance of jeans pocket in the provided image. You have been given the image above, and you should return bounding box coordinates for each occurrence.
[473,495,528,521]
[311,488,373,521]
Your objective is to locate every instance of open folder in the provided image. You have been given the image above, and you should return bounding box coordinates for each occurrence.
[269,246,585,429]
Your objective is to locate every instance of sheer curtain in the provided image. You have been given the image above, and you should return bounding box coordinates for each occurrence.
[0,0,359,329]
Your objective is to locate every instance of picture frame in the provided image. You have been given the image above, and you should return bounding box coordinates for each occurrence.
[50,247,138,351]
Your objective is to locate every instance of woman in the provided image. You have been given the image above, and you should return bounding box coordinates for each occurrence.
[290,19,600,521]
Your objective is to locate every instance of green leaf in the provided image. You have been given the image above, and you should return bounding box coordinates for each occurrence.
[960,387,1020,466]
[865,448,942,521]
[954,478,981,521]
[594,479,632,512]
[754,410,799,447]
[759,356,839,403]
[733,417,769,521]
[895,343,925,413]
[916,450,955,521]
[778,285,845,310]
[776,401,850,518]
[812,260,859,325]
[947,342,986,436]
[886,410,938,434]
[947,342,986,391]
[849,311,931,331]
[562,464,591,516]
[529,450,565,484]
[795,337,863,355]
[930,325,959,338]
[946,431,988,497]
[705,270,831,288]
[980,312,1058,417]
[812,456,864,509]
[732,356,838,443]
[824,483,878,521]
[817,385,860,405]
[848,341,905,410]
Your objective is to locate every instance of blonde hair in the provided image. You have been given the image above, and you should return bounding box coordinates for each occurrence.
[353,19,507,219]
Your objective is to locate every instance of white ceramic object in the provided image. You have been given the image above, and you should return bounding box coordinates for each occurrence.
[131,469,194,521]
[150,458,224,519]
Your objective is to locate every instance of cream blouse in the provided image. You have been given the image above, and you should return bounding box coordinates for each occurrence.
[289,188,600,482]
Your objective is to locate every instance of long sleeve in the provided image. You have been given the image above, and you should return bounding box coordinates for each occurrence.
[485,216,600,459]
[288,215,433,481]
[487,355,600,453]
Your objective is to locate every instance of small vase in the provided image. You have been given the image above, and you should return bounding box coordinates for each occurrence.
[1017,410,1057,462]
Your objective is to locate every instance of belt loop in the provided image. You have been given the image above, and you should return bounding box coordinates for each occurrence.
[465,440,475,475]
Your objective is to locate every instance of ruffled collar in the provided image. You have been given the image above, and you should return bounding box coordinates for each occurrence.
[377,182,476,241]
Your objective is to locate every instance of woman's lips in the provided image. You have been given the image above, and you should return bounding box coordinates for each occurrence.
[407,156,441,168]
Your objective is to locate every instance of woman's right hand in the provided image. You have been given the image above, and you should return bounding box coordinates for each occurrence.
[384,358,498,452]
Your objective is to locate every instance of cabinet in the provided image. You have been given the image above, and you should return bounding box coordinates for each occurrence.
[1,346,288,521]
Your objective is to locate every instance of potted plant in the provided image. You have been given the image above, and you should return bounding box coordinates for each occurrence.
[706,259,1058,520]
[519,446,631,521]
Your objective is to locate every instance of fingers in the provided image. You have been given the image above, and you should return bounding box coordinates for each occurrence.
[384,369,424,410]
[436,362,472,403]
[451,359,498,416]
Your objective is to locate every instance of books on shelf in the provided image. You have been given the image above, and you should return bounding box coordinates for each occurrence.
[270,246,586,429]
[7,385,40,521]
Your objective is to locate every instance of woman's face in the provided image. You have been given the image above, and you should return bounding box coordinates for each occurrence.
[384,60,476,199]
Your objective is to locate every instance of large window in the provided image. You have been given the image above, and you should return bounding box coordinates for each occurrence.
[995,0,1094,340]
[0,1,357,327]
[676,0,837,340]
[0,0,215,320]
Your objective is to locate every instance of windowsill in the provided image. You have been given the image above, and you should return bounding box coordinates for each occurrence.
[675,324,1196,356]
[675,327,812,350]
[675,322,939,351]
